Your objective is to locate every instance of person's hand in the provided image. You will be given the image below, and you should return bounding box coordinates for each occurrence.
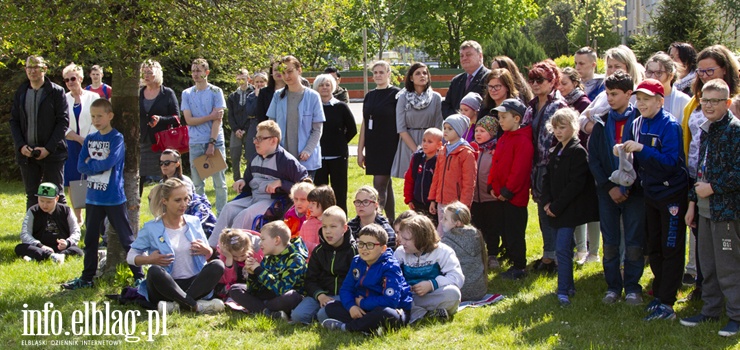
[622,140,643,153]
[355,295,364,306]
[613,144,622,157]
[245,257,260,273]
[429,202,437,215]
[33,147,49,160]
[299,151,310,161]
[357,153,365,169]
[210,110,224,121]
[497,195,507,201]
[317,294,335,308]
[149,250,174,266]
[236,130,244,138]
[695,182,714,198]
[266,179,281,194]
[40,245,54,254]
[206,143,215,156]
[148,115,160,128]
[408,202,415,210]
[233,179,245,192]
[685,204,696,229]
[21,145,32,157]
[544,203,555,217]
[608,187,628,204]
[56,239,68,251]
[349,305,365,319]
[190,239,211,256]
[220,246,233,263]
[411,281,434,296]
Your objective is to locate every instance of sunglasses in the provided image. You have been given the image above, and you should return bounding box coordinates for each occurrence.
[63,77,78,83]
[529,77,546,85]
[159,160,176,167]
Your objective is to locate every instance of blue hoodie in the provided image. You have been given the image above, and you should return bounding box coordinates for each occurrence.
[623,107,688,200]
[339,248,412,312]
[78,129,126,206]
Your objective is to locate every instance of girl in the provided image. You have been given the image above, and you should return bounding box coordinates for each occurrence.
[301,185,337,259]
[284,181,316,239]
[645,52,690,122]
[471,116,502,268]
[559,67,591,113]
[217,228,263,306]
[458,92,483,143]
[256,61,286,121]
[347,185,397,249]
[395,215,464,323]
[541,109,598,306]
[129,178,226,314]
[440,202,488,301]
[428,114,477,236]
[668,42,698,96]
[480,68,521,122]
[490,56,533,103]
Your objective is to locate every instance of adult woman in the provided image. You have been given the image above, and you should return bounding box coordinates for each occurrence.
[490,56,533,104]
[267,55,325,177]
[390,63,443,179]
[139,59,181,196]
[347,186,396,249]
[645,52,691,122]
[256,62,286,122]
[480,68,521,120]
[669,42,698,96]
[558,67,591,113]
[357,61,401,221]
[241,72,268,168]
[61,63,99,225]
[128,178,225,313]
[313,74,357,213]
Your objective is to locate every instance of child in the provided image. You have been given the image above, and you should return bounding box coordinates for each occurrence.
[15,182,84,263]
[348,186,396,248]
[395,215,464,323]
[471,116,502,268]
[284,180,315,239]
[228,221,308,318]
[680,79,740,336]
[62,99,144,290]
[301,185,337,259]
[403,127,443,224]
[458,92,483,142]
[487,98,534,280]
[588,71,646,305]
[85,65,112,100]
[322,224,413,333]
[292,206,358,324]
[541,108,599,307]
[618,79,689,321]
[440,202,488,302]
[428,114,477,235]
[216,229,263,301]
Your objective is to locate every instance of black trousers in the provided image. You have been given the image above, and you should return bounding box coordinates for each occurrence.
[82,203,143,281]
[146,260,225,310]
[15,243,83,261]
[645,189,688,306]
[324,301,408,332]
[19,158,66,209]
[492,201,528,269]
[228,286,303,314]
[314,157,349,213]
[472,200,500,257]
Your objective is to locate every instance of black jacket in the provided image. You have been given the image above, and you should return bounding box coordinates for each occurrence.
[10,76,69,163]
[441,66,490,117]
[139,85,181,144]
[304,227,358,298]
[320,101,357,158]
[255,86,275,123]
[541,138,599,228]
[226,86,256,131]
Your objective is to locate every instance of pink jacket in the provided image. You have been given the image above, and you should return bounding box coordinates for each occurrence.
[299,216,322,261]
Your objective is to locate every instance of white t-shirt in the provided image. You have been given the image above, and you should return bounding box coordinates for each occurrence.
[166,225,198,279]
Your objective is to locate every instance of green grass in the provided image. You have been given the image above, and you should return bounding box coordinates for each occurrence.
[349,124,360,146]
[0,166,737,349]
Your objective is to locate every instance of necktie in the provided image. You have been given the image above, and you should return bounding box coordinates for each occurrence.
[465,74,474,90]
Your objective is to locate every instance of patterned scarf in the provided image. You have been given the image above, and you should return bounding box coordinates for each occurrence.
[397,87,434,111]
[563,88,586,107]
[674,70,696,94]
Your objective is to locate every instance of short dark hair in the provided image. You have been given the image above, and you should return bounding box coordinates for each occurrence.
[91,98,113,113]
[575,46,598,62]
[358,224,388,246]
[669,42,698,73]
[324,66,340,78]
[404,62,430,92]
[307,185,336,212]
[604,70,634,93]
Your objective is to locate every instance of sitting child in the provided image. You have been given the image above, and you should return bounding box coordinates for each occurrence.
[348,186,396,248]
[228,221,308,319]
[323,224,413,333]
[403,127,443,225]
[215,228,263,301]
[284,181,315,239]
[301,185,337,260]
[395,215,464,323]
[291,206,358,324]
[440,201,488,302]
[15,182,84,263]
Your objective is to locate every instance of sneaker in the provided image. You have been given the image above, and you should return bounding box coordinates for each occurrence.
[645,298,662,313]
[718,320,740,337]
[680,314,719,327]
[224,298,247,312]
[196,299,225,314]
[558,294,571,307]
[61,278,93,290]
[488,257,500,270]
[158,301,180,314]
[22,256,33,262]
[602,291,620,304]
[682,273,696,286]
[425,308,450,322]
[585,253,600,263]
[574,251,588,265]
[536,260,557,274]
[625,292,643,306]
[644,304,676,321]
[264,309,289,321]
[501,267,526,280]
[50,253,65,264]
[133,278,144,288]
[322,318,346,331]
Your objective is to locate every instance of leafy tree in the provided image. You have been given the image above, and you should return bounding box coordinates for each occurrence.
[530,0,575,58]
[483,29,548,72]
[567,0,624,53]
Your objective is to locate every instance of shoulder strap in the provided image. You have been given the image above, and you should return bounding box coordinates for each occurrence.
[102,85,109,99]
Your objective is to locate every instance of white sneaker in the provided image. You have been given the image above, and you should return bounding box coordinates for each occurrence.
[22,256,33,262]
[574,251,588,265]
[50,253,65,264]
[585,253,600,263]
[196,299,225,314]
[158,301,180,314]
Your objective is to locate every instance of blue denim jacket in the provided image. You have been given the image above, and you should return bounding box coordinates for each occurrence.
[266,87,326,170]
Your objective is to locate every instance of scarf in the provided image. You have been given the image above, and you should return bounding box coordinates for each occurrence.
[476,135,497,152]
[237,87,249,106]
[445,138,469,156]
[397,87,434,111]
[674,70,696,94]
[605,105,634,170]
[563,88,586,107]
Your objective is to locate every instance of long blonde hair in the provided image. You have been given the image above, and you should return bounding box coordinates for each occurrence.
[148,178,188,217]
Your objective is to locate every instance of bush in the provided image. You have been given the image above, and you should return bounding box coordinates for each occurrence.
[483,28,548,72]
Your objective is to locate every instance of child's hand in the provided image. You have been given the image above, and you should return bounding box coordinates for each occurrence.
[265,179,282,194]
[685,203,696,229]
[149,250,174,266]
[40,245,54,254]
[206,143,215,156]
[622,141,643,153]
[233,179,245,192]
[408,202,415,210]
[56,239,68,251]
[190,239,211,256]
[612,144,622,157]
[695,182,714,198]
[429,202,437,215]
[349,306,365,319]
[245,257,260,274]
[411,281,434,296]
[497,195,507,201]
[544,203,555,217]
[220,247,233,266]
[317,294,335,307]
[608,187,628,204]
[355,295,364,306]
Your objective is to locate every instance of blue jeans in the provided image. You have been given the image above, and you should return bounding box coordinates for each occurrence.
[556,227,576,295]
[598,191,646,295]
[189,142,227,214]
[537,202,557,260]
[291,294,340,324]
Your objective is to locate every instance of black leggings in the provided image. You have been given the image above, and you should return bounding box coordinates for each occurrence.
[15,243,84,261]
[373,175,395,222]
[315,157,349,213]
[324,302,408,332]
[228,286,303,314]
[145,260,225,311]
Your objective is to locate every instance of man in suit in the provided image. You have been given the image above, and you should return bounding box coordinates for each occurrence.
[441,40,490,117]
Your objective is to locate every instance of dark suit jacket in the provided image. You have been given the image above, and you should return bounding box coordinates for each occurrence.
[441,66,490,117]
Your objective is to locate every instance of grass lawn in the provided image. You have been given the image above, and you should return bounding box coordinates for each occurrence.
[0,162,736,349]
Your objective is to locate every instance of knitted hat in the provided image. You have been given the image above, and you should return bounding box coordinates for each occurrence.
[460,92,483,111]
[36,182,59,198]
[444,114,470,139]
[476,116,499,137]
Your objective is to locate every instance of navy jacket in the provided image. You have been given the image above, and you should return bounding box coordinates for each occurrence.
[339,248,412,312]
[588,108,643,195]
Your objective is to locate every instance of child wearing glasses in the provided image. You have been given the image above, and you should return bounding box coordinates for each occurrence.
[322,224,412,333]
[348,186,396,249]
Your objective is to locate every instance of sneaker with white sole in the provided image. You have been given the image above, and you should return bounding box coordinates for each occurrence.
[718,320,740,337]
[322,318,346,331]
[263,309,289,321]
[22,256,33,262]
[425,308,450,322]
[196,299,224,314]
[680,314,719,327]
[574,251,588,265]
[625,292,643,306]
[585,253,600,263]
[602,291,620,304]
[644,304,676,321]
[645,298,662,312]
[158,301,179,314]
[50,253,65,264]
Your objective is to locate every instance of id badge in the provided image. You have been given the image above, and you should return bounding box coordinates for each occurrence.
[369,117,373,130]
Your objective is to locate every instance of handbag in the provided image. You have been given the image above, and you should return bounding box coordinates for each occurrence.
[69,177,88,209]
[152,117,189,154]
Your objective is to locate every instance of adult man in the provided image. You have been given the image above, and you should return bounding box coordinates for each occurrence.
[10,56,69,209]
[85,65,112,100]
[226,68,255,181]
[324,67,350,103]
[575,47,605,102]
[441,40,490,117]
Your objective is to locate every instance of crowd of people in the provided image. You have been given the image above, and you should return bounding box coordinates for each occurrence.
[9,38,740,337]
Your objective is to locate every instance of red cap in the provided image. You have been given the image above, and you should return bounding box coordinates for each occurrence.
[633,79,664,97]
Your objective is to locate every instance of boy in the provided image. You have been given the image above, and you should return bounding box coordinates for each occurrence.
[226,68,256,181]
[15,182,83,263]
[292,206,359,324]
[680,79,740,337]
[301,185,337,259]
[181,58,228,214]
[85,65,112,100]
[487,99,533,280]
[229,220,308,318]
[62,99,144,289]
[322,224,413,333]
[619,79,689,321]
[575,47,605,101]
[588,71,646,306]
[403,127,443,224]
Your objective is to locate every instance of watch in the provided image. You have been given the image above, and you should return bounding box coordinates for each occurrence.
[209,138,216,145]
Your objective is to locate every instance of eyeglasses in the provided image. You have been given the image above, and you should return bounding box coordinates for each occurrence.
[159,160,176,167]
[529,77,546,85]
[63,77,77,83]
[487,84,504,91]
[644,70,666,78]
[253,135,276,143]
[700,98,728,106]
[696,67,720,77]
[357,241,381,250]
[353,199,376,207]
[26,66,43,71]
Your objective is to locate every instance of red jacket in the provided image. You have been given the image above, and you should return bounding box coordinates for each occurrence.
[428,142,477,207]
[487,125,534,207]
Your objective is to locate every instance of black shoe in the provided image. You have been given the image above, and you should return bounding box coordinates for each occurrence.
[425,308,450,322]
[682,273,696,286]
[501,267,526,280]
[536,260,557,274]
